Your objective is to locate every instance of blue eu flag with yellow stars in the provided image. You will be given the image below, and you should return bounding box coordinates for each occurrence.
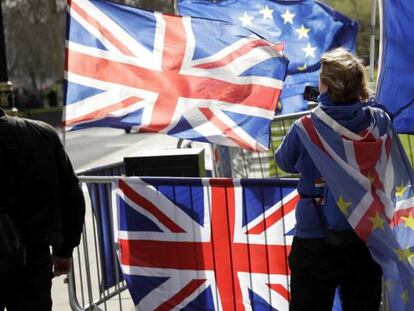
[178,0,357,114]
[296,105,414,311]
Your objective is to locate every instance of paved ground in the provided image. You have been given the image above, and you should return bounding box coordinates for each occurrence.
[52,277,72,311]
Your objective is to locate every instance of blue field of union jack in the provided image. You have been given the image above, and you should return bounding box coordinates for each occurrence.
[64,0,288,151]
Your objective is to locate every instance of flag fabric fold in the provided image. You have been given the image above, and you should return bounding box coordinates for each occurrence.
[178,0,358,114]
[112,177,298,310]
[294,106,414,311]
[64,0,288,151]
[376,0,414,134]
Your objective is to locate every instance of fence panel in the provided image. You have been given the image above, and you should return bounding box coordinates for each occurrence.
[68,178,131,311]
[67,110,410,310]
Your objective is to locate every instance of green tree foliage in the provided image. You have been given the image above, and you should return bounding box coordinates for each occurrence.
[2,0,377,96]
[4,0,66,92]
[324,0,378,64]
[3,0,174,95]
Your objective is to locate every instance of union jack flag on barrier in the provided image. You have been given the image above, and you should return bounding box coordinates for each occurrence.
[64,0,288,151]
[112,177,298,310]
[295,106,414,311]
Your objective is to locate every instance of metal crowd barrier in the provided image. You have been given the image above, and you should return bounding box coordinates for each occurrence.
[67,176,300,311]
[68,176,391,311]
[66,110,411,310]
[65,110,307,310]
[68,160,129,311]
[67,177,130,311]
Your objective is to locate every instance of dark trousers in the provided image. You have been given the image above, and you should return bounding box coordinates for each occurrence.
[289,236,382,311]
[0,242,53,311]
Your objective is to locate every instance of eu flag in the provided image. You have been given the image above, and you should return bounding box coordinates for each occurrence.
[178,0,358,114]
[376,0,414,134]
[295,105,414,311]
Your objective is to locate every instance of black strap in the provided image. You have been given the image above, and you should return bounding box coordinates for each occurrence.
[310,196,329,230]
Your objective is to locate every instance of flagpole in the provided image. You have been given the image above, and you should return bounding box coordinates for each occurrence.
[61,93,67,147]
[369,0,377,88]
[378,3,389,301]
[0,0,17,115]
[376,0,384,94]
[172,0,177,14]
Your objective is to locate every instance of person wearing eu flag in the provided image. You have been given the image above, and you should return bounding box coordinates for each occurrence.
[275,48,382,311]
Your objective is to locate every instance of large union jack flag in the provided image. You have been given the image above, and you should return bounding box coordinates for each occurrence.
[294,106,414,311]
[64,0,288,151]
[112,177,298,310]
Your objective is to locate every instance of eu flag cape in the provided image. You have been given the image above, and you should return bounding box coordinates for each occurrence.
[295,106,414,311]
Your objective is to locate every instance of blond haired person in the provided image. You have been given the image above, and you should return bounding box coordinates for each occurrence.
[275,48,382,311]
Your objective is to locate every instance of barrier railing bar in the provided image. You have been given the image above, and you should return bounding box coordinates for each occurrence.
[75,245,86,308]
[273,110,309,121]
[256,151,265,178]
[68,269,84,311]
[279,188,291,302]
[212,145,219,177]
[279,118,288,177]
[240,149,249,177]
[241,185,255,307]
[231,168,245,178]
[261,185,273,307]
[203,184,219,307]
[82,285,128,309]
[82,222,95,308]
[105,182,124,311]
[407,135,414,165]
[77,161,124,176]
[78,176,301,187]
[91,207,106,311]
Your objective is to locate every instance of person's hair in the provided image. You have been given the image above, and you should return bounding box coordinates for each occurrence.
[320,48,370,104]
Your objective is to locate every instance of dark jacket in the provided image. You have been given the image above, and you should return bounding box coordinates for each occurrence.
[275,93,372,238]
[0,109,85,258]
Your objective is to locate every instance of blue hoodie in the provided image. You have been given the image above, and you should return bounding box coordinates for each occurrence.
[275,93,372,238]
